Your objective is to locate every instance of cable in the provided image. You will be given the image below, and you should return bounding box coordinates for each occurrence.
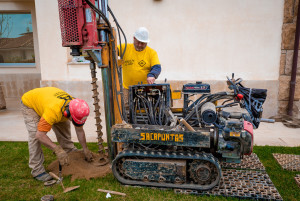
[140,95,154,124]
[183,92,234,123]
[108,6,127,58]
[86,0,129,122]
[107,6,128,122]
[153,94,161,125]
[136,94,150,124]
[86,0,112,32]
[131,98,137,124]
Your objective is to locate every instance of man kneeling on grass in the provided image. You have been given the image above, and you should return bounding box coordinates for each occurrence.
[21,87,94,181]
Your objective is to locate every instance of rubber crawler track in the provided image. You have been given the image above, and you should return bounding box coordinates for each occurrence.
[112,149,222,191]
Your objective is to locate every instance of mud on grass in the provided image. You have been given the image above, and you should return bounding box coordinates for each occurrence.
[0,142,299,200]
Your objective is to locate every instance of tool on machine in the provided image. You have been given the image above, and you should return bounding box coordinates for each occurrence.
[179,118,195,131]
[49,164,80,193]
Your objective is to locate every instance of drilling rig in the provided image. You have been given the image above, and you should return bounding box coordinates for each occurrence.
[57,0,125,165]
[57,0,268,191]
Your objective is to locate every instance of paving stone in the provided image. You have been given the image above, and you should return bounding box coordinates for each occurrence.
[221,153,265,171]
[273,153,300,171]
[175,153,283,200]
[295,174,300,188]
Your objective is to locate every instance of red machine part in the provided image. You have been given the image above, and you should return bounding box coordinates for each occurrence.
[81,0,101,50]
[58,0,84,46]
[243,120,253,155]
[57,0,101,50]
[235,93,244,100]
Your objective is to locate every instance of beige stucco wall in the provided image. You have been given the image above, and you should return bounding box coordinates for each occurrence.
[34,0,80,81]
[33,0,284,82]
[34,0,92,81]
[110,0,284,81]
[1,0,284,118]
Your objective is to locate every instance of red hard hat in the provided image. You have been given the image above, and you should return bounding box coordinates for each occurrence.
[69,99,90,126]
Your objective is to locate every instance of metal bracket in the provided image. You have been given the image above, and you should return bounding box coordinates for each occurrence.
[86,50,102,67]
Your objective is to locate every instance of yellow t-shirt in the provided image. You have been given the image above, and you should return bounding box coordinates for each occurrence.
[22,87,73,125]
[119,44,160,89]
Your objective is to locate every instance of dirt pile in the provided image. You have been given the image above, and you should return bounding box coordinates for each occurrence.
[47,150,111,181]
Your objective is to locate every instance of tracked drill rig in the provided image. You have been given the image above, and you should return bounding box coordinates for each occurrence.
[57,0,268,191]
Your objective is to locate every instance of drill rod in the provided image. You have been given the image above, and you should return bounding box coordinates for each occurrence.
[90,62,108,165]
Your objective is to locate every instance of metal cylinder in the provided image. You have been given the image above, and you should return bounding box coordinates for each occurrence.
[201,102,217,124]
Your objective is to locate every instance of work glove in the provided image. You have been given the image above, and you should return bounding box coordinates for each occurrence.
[54,145,69,166]
[83,149,94,162]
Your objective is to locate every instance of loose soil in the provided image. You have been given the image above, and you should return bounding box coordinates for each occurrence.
[47,151,111,181]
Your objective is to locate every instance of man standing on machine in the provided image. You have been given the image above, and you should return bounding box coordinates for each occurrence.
[21,87,94,182]
[119,27,162,107]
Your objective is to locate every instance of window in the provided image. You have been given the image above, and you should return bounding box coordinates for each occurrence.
[0,13,35,67]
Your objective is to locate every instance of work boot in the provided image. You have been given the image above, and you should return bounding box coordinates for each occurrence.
[34,172,53,182]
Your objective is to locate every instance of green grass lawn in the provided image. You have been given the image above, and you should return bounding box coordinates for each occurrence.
[0,142,299,201]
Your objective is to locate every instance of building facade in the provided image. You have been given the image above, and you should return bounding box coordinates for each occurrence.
[0,0,299,123]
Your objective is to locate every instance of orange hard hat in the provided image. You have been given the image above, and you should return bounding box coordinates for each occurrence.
[69,99,90,126]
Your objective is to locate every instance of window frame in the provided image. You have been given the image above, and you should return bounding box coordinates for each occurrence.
[0,12,36,68]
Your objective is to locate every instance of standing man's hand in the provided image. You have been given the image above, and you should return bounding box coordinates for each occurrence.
[83,149,94,162]
[147,77,155,84]
[54,145,69,166]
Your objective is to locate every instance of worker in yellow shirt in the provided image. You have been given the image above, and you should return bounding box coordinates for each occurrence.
[119,27,161,107]
[21,87,93,182]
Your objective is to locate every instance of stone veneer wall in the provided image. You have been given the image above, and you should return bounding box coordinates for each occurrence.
[279,0,300,117]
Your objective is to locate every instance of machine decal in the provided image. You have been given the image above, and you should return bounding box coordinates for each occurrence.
[229,132,240,137]
[85,8,92,22]
[140,132,184,142]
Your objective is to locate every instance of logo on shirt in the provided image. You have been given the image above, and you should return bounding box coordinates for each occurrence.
[124,60,134,66]
[54,92,73,101]
[138,60,146,67]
